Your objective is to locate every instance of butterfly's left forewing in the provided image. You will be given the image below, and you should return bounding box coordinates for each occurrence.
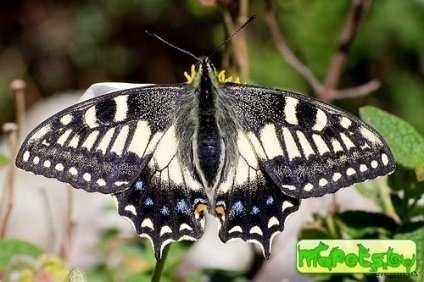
[16,85,186,193]
[224,83,395,199]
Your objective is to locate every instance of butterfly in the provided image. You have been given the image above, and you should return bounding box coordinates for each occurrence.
[16,56,395,260]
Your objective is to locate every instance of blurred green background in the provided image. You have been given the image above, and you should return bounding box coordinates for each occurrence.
[0,0,423,134]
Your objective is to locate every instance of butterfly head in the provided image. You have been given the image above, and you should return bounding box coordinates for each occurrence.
[184,57,240,85]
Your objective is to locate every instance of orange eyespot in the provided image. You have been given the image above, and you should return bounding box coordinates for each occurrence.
[215,206,225,217]
[194,203,207,216]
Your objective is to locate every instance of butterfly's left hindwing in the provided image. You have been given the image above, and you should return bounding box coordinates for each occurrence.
[114,126,208,259]
[223,84,395,199]
[16,85,187,193]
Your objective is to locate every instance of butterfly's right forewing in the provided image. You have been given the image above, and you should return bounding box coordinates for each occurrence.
[224,84,395,199]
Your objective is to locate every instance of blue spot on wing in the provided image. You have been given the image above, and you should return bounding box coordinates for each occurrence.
[232,201,245,215]
[193,197,207,206]
[176,199,187,212]
[250,206,260,215]
[160,205,170,215]
[144,198,153,206]
[135,180,144,191]
[216,200,226,208]
[266,196,274,205]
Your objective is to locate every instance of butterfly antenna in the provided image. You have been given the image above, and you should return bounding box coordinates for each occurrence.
[145,30,199,61]
[210,15,256,57]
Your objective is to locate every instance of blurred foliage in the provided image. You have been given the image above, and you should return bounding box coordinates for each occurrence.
[0,239,70,281]
[66,267,88,282]
[1,0,424,281]
[83,226,247,281]
[0,154,8,166]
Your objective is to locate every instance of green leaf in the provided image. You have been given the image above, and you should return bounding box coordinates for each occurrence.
[414,146,424,181]
[394,221,424,281]
[127,273,156,282]
[66,267,87,282]
[409,205,424,221]
[360,107,424,177]
[390,193,404,220]
[0,238,43,268]
[335,211,398,236]
[298,227,333,240]
[298,213,336,239]
[388,165,424,198]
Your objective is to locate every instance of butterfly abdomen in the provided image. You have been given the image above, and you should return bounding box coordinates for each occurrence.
[196,121,223,187]
[194,63,225,189]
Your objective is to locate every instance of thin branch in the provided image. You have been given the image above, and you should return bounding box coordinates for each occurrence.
[222,0,250,82]
[377,177,399,222]
[11,79,26,139]
[40,187,57,252]
[264,9,323,94]
[60,185,75,262]
[265,0,378,103]
[322,0,372,102]
[0,123,18,238]
[328,79,380,99]
[0,80,27,237]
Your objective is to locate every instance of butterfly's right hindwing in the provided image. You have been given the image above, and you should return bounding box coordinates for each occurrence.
[16,85,187,193]
[214,130,300,258]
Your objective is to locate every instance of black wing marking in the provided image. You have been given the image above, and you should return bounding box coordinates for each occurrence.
[224,84,395,199]
[214,131,300,258]
[16,85,187,193]
[113,126,208,260]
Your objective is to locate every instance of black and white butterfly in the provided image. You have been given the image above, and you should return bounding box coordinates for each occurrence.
[16,56,395,260]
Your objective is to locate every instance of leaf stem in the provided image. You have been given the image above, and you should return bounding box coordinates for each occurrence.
[378,178,398,222]
[151,244,171,282]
